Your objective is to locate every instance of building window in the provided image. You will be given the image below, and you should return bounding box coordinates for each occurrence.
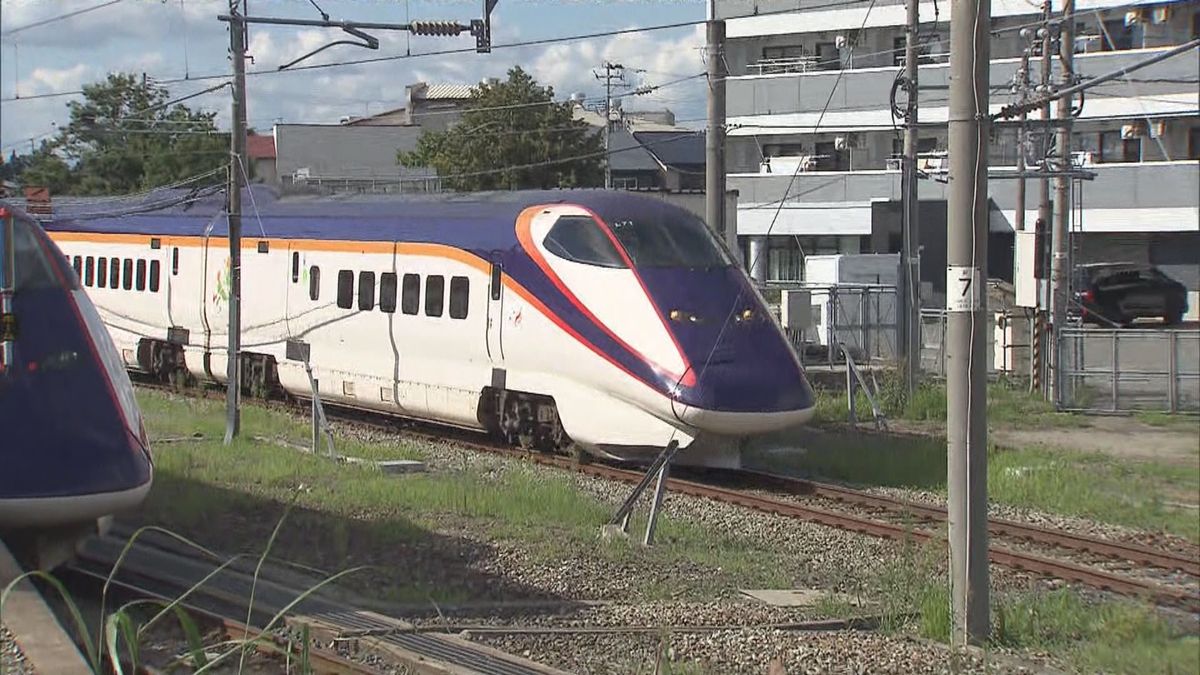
[84,257,95,287]
[449,276,469,319]
[815,42,839,70]
[1099,131,1141,163]
[425,275,444,317]
[401,273,420,315]
[379,272,398,313]
[893,36,906,66]
[149,260,161,292]
[758,45,808,73]
[336,270,354,309]
[97,257,107,287]
[1100,18,1139,51]
[135,259,147,291]
[814,141,849,171]
[309,266,321,301]
[1189,127,1200,160]
[109,258,120,289]
[358,271,376,311]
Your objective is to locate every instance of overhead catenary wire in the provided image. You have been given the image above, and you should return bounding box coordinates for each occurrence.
[0,0,875,104]
[0,0,125,36]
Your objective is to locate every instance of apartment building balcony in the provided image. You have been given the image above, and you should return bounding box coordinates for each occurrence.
[732,160,1198,233]
[725,44,1199,121]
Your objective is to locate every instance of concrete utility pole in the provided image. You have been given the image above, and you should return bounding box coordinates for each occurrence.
[593,61,626,190]
[706,16,730,251]
[1034,0,1054,396]
[224,0,247,445]
[1050,0,1075,406]
[945,0,990,648]
[900,0,920,395]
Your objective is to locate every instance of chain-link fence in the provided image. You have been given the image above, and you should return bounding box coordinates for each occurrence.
[1058,328,1200,413]
[918,309,1035,379]
[766,283,898,366]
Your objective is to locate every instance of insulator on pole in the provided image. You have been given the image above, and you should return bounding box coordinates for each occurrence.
[410,21,463,36]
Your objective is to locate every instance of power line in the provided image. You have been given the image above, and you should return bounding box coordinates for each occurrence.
[1,0,125,36]
[0,0,873,104]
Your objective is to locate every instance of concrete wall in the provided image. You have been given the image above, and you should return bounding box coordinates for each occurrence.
[275,124,429,181]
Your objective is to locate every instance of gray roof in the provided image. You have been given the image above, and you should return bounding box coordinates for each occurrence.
[634,131,706,168]
[607,128,661,172]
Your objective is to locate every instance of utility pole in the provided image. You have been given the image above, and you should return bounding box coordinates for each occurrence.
[216,1,497,443]
[1050,0,1075,407]
[945,0,990,648]
[1034,0,1053,396]
[900,0,920,396]
[593,61,626,190]
[706,13,730,251]
[224,0,247,445]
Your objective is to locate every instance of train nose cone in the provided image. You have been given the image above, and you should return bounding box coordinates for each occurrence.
[639,268,814,432]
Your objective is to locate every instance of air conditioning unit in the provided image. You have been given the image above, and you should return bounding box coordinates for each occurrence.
[1151,6,1171,23]
[1150,120,1167,138]
[1121,121,1146,139]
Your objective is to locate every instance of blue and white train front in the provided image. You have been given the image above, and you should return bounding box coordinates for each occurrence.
[514,197,813,465]
[0,205,153,550]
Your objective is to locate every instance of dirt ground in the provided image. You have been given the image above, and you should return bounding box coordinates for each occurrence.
[991,416,1199,467]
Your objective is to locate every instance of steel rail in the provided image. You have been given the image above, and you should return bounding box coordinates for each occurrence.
[734,469,1200,577]
[131,381,1200,612]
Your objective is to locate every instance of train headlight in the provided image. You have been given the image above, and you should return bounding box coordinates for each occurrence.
[668,309,701,323]
[736,308,754,322]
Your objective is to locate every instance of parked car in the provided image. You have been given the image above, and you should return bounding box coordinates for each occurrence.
[1072,263,1188,327]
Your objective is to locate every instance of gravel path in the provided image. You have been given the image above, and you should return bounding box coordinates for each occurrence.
[1,625,34,675]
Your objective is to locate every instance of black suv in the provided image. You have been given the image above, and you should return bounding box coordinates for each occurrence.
[1072,263,1188,327]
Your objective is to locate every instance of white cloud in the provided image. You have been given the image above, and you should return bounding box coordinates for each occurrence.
[18,63,93,96]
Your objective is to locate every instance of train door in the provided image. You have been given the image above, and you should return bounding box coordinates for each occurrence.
[486,257,504,363]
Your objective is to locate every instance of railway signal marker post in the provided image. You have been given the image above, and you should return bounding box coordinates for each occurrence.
[946,0,991,647]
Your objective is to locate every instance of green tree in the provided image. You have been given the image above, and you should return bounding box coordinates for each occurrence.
[20,73,228,196]
[399,67,603,191]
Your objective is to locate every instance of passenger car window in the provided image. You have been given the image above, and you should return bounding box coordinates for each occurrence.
[149,260,161,292]
[84,257,95,286]
[309,266,320,301]
[358,271,376,311]
[425,275,444,317]
[72,256,82,280]
[336,270,353,309]
[172,247,180,275]
[97,257,108,287]
[449,276,469,319]
[291,252,300,283]
[109,258,120,289]
[380,272,398,313]
[135,259,147,291]
[543,215,627,268]
[401,274,420,315]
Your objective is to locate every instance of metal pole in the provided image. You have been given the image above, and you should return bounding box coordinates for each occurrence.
[946,0,990,647]
[706,18,729,249]
[901,0,920,396]
[1014,50,1030,236]
[1050,0,1075,408]
[224,3,247,445]
[604,63,613,190]
[1035,0,1053,397]
[643,462,670,546]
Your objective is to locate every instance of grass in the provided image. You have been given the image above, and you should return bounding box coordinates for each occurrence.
[868,542,1199,675]
[810,377,1082,429]
[136,389,795,605]
[748,433,1200,543]
[1134,410,1200,431]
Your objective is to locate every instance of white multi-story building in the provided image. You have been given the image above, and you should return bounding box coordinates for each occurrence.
[718,0,1199,312]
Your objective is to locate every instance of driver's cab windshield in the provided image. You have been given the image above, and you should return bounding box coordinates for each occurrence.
[606,211,733,269]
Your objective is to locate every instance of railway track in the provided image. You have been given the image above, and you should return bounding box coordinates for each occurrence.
[137,381,1200,613]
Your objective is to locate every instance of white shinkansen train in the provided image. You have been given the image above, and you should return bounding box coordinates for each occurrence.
[45,188,814,468]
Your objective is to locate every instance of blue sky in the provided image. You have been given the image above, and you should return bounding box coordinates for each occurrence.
[0,0,709,155]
